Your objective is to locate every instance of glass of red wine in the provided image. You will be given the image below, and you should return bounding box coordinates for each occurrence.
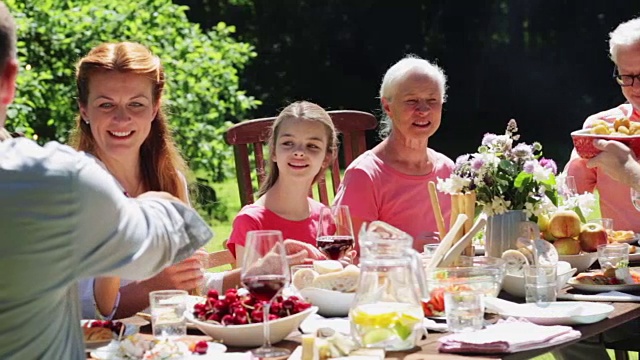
[317,205,355,261]
[241,230,290,358]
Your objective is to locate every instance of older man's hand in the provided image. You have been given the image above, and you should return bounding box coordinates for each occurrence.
[586,139,640,190]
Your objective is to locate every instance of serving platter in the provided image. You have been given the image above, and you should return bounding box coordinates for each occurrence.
[567,278,640,293]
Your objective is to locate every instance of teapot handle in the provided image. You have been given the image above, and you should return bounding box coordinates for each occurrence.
[406,248,430,302]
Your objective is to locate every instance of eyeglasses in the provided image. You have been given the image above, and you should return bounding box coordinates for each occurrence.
[613,66,640,87]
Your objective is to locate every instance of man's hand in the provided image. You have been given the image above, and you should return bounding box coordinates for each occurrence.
[586,139,640,190]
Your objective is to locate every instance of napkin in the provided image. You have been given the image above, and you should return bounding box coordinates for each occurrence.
[438,318,581,354]
[558,290,640,302]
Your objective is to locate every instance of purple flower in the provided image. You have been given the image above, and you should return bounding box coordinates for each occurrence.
[471,157,485,171]
[455,154,471,166]
[512,143,533,159]
[523,160,536,173]
[539,158,558,175]
[481,133,497,146]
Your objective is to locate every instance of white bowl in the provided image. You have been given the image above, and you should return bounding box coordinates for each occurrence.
[185,306,317,347]
[558,253,598,273]
[502,261,576,298]
[299,287,355,317]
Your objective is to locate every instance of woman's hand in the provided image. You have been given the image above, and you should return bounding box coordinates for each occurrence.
[145,252,204,291]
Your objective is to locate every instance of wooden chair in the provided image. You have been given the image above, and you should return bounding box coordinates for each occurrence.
[225,110,378,207]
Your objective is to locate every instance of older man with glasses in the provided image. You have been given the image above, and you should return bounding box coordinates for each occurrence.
[566,17,640,234]
[558,17,640,360]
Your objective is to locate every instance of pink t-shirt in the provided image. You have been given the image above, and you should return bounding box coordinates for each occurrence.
[226,199,326,258]
[567,104,640,232]
[332,149,454,245]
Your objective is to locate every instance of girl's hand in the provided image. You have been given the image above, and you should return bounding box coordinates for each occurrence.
[283,239,327,263]
[338,249,358,267]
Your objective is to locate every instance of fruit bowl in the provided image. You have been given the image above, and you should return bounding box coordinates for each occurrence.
[299,287,355,317]
[185,306,317,347]
[558,252,598,273]
[571,129,640,159]
[502,261,576,298]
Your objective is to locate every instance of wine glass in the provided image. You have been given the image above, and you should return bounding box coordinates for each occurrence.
[631,188,640,212]
[241,230,291,358]
[316,205,355,261]
[559,175,578,202]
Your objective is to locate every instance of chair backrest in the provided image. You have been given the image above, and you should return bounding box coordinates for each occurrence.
[225,110,378,207]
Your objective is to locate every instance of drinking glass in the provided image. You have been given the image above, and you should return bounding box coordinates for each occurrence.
[444,289,484,333]
[597,243,629,269]
[149,290,188,340]
[589,218,614,239]
[558,175,578,202]
[241,230,291,358]
[631,188,640,212]
[317,205,355,260]
[523,265,557,306]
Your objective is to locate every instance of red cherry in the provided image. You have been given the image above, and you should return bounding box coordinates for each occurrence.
[268,314,279,321]
[207,313,221,322]
[221,314,234,325]
[226,292,238,303]
[194,340,208,354]
[251,310,264,322]
[207,289,219,300]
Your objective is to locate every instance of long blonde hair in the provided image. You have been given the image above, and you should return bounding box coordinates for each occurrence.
[69,42,188,202]
[256,101,338,198]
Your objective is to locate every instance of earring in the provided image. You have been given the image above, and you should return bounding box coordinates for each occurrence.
[83,118,90,125]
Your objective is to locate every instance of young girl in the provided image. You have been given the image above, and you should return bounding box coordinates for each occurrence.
[227,101,339,265]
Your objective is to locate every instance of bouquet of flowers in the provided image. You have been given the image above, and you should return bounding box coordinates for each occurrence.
[437,120,559,219]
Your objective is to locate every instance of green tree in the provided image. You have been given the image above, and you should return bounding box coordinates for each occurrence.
[5,0,260,191]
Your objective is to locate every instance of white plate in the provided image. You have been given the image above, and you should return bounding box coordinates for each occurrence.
[90,341,227,359]
[497,301,614,325]
[568,278,640,292]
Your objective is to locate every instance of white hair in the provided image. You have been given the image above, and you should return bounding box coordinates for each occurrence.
[609,17,640,63]
[378,54,447,138]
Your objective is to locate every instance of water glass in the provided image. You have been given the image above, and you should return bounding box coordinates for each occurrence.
[523,265,557,306]
[631,188,640,212]
[444,290,484,333]
[149,290,188,339]
[589,218,614,234]
[558,175,578,201]
[597,243,629,269]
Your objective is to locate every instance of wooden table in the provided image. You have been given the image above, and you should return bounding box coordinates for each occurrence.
[91,300,640,360]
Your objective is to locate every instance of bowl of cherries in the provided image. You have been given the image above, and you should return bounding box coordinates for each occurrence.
[185,288,317,347]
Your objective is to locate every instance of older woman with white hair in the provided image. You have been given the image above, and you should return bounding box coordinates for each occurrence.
[333,55,454,249]
[566,17,640,233]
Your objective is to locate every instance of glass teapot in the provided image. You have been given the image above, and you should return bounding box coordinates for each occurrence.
[349,221,429,351]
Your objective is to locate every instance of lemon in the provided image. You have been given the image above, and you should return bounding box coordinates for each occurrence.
[351,305,398,327]
[362,328,395,345]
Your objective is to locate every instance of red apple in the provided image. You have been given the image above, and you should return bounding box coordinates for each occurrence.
[578,223,608,252]
[553,237,582,255]
[548,210,581,239]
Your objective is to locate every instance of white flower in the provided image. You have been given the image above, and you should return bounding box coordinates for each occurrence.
[436,176,469,194]
[532,163,552,182]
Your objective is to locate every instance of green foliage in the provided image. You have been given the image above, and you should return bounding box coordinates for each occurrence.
[4,0,260,189]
